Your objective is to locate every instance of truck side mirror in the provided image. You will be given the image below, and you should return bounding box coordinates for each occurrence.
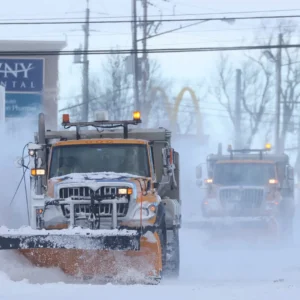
[196,165,202,179]
[162,147,175,176]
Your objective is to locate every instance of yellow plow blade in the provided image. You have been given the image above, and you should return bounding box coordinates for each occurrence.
[0,228,163,284]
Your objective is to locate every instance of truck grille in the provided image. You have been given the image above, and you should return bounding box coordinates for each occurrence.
[219,188,264,216]
[59,186,121,198]
[72,203,128,217]
[59,186,130,218]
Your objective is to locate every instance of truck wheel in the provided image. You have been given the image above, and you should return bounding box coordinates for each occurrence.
[157,218,167,271]
[165,227,180,278]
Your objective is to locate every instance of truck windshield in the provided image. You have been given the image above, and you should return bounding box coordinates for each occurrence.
[49,144,150,178]
[213,163,276,186]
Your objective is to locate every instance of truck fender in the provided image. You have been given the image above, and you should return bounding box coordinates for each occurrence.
[161,197,181,229]
[154,202,166,228]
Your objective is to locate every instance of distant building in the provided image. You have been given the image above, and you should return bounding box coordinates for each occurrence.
[0,40,67,130]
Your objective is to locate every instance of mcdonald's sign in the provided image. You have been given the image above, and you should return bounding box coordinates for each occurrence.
[150,86,209,145]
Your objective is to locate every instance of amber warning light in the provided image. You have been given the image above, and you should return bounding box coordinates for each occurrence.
[133,111,141,121]
[31,169,46,176]
[62,114,70,124]
[265,143,271,150]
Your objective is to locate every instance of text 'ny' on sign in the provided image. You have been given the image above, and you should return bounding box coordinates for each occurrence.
[0,58,44,92]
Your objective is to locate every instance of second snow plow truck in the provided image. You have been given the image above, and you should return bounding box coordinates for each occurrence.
[0,111,181,284]
[196,143,295,241]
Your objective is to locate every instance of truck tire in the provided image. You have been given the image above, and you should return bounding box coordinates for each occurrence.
[164,227,180,278]
[157,217,167,270]
[155,203,167,271]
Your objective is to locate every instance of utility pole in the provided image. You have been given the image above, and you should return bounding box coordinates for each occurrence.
[141,0,148,108]
[132,0,140,111]
[275,33,282,154]
[81,0,90,121]
[235,69,242,149]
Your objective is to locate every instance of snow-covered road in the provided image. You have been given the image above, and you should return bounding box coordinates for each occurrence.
[0,127,299,299]
[0,275,299,300]
[0,226,300,299]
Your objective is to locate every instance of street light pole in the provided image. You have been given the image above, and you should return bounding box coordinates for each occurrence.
[131,0,140,111]
[263,33,283,154]
[235,69,242,149]
[82,0,90,122]
[141,0,148,109]
[276,33,282,154]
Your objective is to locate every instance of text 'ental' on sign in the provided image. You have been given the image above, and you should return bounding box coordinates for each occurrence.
[0,58,44,92]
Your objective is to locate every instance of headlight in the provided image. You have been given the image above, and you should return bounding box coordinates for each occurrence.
[117,188,133,195]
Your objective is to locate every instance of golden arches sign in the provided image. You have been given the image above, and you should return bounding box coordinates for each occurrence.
[150,86,203,137]
[150,86,172,120]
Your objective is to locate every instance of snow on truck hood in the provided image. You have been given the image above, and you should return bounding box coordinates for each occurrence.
[50,172,145,185]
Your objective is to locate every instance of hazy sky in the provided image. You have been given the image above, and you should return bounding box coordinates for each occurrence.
[1,0,299,150]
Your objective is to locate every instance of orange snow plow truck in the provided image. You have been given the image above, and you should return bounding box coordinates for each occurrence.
[195,143,295,240]
[0,111,181,284]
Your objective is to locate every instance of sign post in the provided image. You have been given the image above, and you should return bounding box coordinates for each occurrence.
[0,85,5,123]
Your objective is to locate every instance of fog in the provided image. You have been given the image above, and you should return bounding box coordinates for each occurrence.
[0,118,37,228]
[172,134,300,284]
[0,115,299,287]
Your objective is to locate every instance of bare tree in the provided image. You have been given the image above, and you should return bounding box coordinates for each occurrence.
[275,24,300,148]
[62,52,172,129]
[241,55,272,147]
[60,95,82,123]
[247,20,300,149]
[88,53,132,121]
[212,53,272,147]
[143,60,173,128]
[211,19,300,149]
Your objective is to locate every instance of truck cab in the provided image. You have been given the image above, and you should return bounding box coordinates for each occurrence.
[43,138,158,231]
[201,159,281,217]
[196,143,294,234]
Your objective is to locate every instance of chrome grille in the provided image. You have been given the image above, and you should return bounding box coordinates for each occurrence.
[62,203,128,217]
[219,188,264,216]
[59,186,130,218]
[59,186,120,198]
[74,203,128,216]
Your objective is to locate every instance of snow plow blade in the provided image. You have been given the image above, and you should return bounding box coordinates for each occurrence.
[0,228,140,251]
[0,227,162,283]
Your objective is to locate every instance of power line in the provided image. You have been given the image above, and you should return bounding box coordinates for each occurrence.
[7,23,300,41]
[1,14,300,25]
[2,43,300,56]
[157,8,300,17]
[2,8,300,21]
